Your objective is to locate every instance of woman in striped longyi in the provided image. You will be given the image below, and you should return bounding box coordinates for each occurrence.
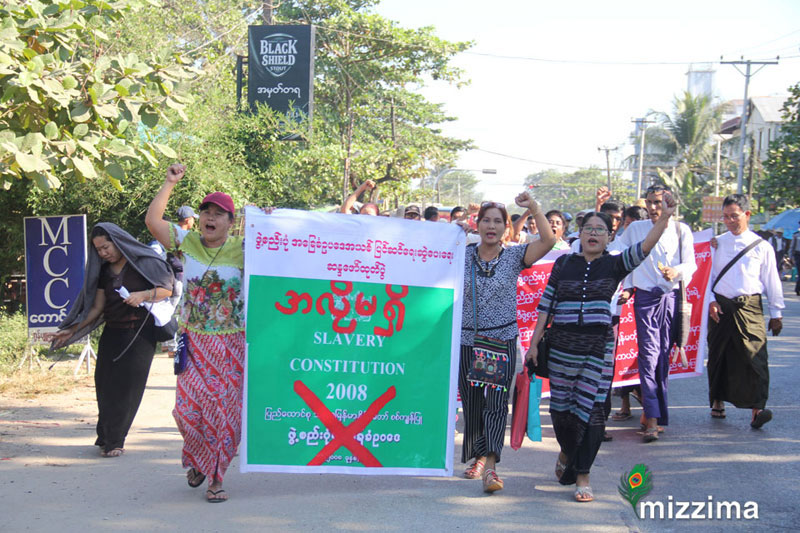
[526,202,675,503]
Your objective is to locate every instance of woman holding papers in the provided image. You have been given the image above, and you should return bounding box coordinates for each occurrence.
[526,200,675,503]
[53,223,174,458]
[459,192,556,493]
[146,164,247,503]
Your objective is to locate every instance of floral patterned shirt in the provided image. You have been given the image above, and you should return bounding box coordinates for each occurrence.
[170,225,244,334]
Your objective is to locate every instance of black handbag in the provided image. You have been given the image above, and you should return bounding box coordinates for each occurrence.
[533,255,563,379]
[154,316,179,343]
[534,330,550,379]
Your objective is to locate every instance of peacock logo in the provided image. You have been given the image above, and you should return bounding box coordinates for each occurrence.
[619,463,654,518]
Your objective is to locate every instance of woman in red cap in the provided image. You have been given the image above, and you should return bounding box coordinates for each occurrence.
[146,164,245,503]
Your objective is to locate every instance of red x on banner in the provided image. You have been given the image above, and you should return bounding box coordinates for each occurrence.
[293,380,397,467]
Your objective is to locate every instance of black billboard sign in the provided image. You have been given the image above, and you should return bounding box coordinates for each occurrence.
[248,25,315,124]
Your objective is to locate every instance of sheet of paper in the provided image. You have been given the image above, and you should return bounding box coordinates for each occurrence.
[116,286,176,326]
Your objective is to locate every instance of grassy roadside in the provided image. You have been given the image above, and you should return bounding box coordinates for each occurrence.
[0,311,94,398]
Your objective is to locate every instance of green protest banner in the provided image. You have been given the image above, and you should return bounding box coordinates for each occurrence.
[241,208,465,475]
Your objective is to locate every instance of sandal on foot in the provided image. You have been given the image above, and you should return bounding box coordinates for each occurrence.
[602,431,613,442]
[101,448,124,457]
[206,489,228,503]
[750,409,772,429]
[642,427,659,442]
[711,408,726,419]
[187,468,206,488]
[482,469,504,493]
[611,410,632,421]
[464,459,486,479]
[555,458,567,481]
[574,485,594,502]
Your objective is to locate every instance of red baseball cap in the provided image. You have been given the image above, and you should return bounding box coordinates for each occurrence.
[200,191,235,215]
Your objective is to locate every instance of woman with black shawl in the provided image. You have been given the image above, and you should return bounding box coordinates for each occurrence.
[52,223,173,457]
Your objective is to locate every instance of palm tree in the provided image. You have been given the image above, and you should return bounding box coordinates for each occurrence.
[642,92,733,226]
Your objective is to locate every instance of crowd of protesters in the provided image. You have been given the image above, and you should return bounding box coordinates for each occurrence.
[51,165,788,505]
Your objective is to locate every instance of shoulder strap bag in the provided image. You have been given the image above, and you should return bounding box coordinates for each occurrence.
[672,222,693,367]
[466,254,511,390]
[710,238,764,293]
[533,255,563,379]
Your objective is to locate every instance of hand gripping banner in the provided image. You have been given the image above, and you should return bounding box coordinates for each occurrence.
[242,208,465,475]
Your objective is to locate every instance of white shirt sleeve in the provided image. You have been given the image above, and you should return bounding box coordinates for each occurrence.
[760,241,785,319]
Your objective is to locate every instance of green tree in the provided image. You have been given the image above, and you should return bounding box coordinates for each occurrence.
[279,0,473,202]
[0,0,200,191]
[524,168,635,215]
[0,0,476,289]
[761,82,800,208]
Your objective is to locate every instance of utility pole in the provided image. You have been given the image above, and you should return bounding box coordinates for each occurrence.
[262,1,273,24]
[721,58,779,194]
[597,146,618,190]
[632,118,655,199]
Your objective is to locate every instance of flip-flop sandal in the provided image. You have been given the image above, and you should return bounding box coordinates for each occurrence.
[575,485,594,502]
[464,459,485,479]
[611,410,632,421]
[639,424,665,433]
[101,448,124,457]
[642,427,659,442]
[206,489,227,503]
[711,408,726,419]
[482,469,504,493]
[555,458,567,481]
[187,468,206,488]
[750,409,772,429]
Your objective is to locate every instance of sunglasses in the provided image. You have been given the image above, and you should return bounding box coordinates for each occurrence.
[480,201,506,209]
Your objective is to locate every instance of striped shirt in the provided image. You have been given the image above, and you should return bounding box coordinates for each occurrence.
[538,243,647,327]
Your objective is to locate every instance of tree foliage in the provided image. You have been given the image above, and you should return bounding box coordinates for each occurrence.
[761,82,800,208]
[524,168,635,216]
[280,0,473,202]
[644,92,732,227]
[0,0,200,191]
[0,0,474,291]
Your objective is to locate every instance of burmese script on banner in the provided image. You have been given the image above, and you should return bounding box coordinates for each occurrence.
[242,208,465,476]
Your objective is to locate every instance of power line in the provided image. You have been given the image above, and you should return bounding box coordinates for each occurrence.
[723,28,800,55]
[301,21,800,67]
[721,58,780,194]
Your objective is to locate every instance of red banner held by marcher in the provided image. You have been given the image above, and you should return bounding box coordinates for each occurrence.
[515,231,712,396]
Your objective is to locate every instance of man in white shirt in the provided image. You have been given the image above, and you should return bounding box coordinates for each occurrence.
[618,185,696,442]
[707,194,784,429]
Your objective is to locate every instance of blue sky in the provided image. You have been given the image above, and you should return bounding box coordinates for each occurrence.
[374,0,800,203]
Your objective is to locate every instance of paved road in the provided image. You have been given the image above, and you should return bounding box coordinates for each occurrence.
[1,282,798,532]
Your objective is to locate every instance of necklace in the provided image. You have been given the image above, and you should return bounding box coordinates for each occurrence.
[474,246,502,277]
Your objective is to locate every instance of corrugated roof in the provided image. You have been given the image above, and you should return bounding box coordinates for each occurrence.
[751,95,789,123]
[719,116,740,134]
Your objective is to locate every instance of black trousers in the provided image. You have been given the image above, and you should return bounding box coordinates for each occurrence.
[94,323,157,453]
[794,253,800,294]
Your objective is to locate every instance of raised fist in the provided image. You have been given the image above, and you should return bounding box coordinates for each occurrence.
[166,164,186,184]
